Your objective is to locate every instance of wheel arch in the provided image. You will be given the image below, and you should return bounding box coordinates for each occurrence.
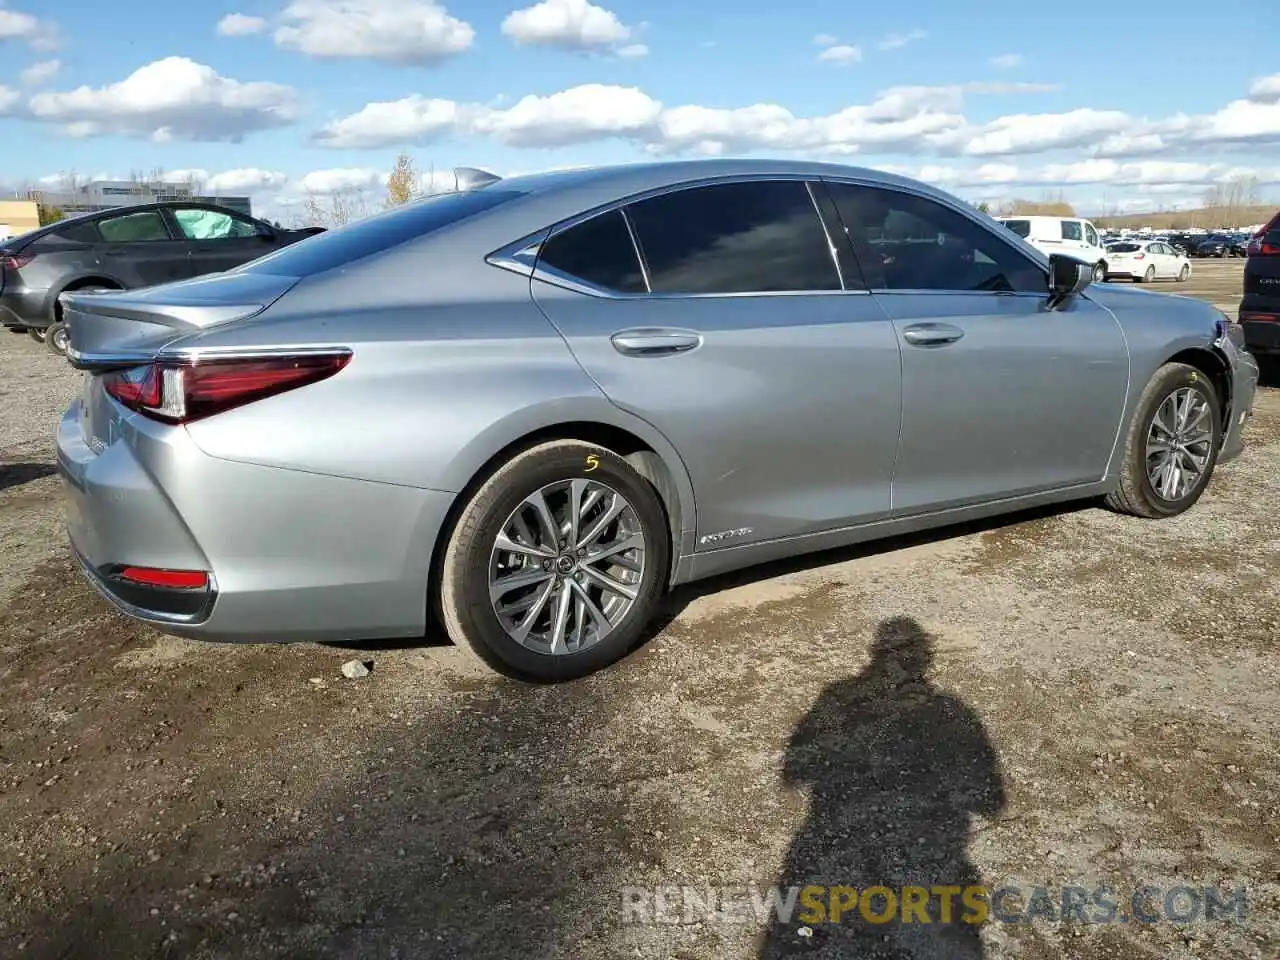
[426,405,698,628]
[1165,345,1232,426]
[50,275,125,322]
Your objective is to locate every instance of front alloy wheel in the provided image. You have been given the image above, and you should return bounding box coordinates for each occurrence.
[1144,387,1214,502]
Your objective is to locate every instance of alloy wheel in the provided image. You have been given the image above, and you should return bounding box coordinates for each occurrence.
[489,478,646,656]
[51,326,69,354]
[1145,387,1213,501]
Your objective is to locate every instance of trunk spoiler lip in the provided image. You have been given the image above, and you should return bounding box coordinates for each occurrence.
[67,343,355,373]
[60,290,271,328]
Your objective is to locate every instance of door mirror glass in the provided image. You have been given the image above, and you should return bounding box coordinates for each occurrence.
[1049,253,1092,301]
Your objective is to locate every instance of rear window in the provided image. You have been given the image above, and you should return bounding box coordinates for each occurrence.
[1108,243,1141,253]
[56,221,101,243]
[999,219,1031,238]
[235,189,524,277]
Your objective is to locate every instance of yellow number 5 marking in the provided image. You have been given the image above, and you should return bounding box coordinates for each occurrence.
[584,454,600,472]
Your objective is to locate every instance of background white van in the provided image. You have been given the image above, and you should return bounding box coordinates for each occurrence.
[995,215,1109,280]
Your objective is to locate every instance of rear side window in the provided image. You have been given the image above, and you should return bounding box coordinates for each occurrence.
[537,210,647,293]
[999,219,1031,238]
[56,221,101,243]
[1060,220,1083,241]
[236,188,524,277]
[97,211,170,242]
[623,180,841,294]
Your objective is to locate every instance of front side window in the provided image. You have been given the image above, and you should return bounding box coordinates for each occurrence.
[536,209,646,293]
[1061,220,1083,241]
[172,207,259,240]
[97,211,170,243]
[1085,224,1099,246]
[826,183,1048,294]
[623,180,841,294]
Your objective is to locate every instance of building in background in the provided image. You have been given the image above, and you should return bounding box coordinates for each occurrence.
[31,179,252,217]
[0,200,41,241]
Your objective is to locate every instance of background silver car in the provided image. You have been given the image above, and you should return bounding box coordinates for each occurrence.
[56,159,1260,681]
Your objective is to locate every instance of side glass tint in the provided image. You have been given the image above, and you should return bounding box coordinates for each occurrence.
[825,183,1049,294]
[537,210,647,293]
[624,180,841,294]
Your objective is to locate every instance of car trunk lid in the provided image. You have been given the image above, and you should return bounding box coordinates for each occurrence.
[63,271,299,452]
[62,271,300,370]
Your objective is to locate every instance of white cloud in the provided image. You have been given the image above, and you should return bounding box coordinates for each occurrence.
[275,0,473,64]
[27,57,301,142]
[616,43,647,58]
[295,167,385,194]
[0,4,58,51]
[217,13,268,36]
[313,94,460,147]
[989,53,1023,69]
[472,84,663,147]
[501,0,637,54]
[0,84,18,113]
[818,44,861,65]
[812,33,838,47]
[1250,73,1280,104]
[19,58,58,86]
[162,168,211,183]
[878,29,926,51]
[207,168,289,192]
[311,76,1280,168]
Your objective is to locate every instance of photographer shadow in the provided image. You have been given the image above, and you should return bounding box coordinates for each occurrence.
[759,616,1007,959]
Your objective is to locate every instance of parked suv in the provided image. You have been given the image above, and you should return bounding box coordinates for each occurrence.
[994,215,1109,280]
[1240,211,1280,360]
[0,202,322,354]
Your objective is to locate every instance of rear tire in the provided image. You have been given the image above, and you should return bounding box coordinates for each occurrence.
[28,327,47,343]
[1092,262,1107,282]
[1137,265,1156,284]
[45,321,69,355]
[438,440,670,681]
[1104,362,1221,519]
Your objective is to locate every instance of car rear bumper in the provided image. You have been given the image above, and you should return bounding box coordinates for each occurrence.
[1239,314,1280,355]
[57,398,456,642]
[0,287,51,329]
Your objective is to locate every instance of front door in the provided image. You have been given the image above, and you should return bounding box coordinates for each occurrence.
[166,206,276,276]
[94,209,193,287]
[823,180,1130,515]
[530,178,902,548]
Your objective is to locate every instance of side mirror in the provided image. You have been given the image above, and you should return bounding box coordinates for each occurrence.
[1047,253,1091,308]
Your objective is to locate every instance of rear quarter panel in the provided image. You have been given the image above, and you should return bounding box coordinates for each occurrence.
[175,243,698,535]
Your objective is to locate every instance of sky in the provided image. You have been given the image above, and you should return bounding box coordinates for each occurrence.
[1,0,1277,223]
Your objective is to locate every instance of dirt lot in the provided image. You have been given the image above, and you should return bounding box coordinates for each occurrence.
[1,260,1277,960]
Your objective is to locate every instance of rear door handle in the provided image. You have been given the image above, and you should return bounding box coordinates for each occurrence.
[610,328,703,357]
[901,322,965,346]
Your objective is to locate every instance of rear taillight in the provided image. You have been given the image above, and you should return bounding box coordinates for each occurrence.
[103,352,351,424]
[1134,254,1145,260]
[0,254,34,270]
[1249,214,1280,257]
[120,567,209,589]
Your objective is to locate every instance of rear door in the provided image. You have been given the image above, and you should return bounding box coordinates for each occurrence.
[165,206,276,276]
[94,209,193,287]
[530,177,903,547]
[823,180,1130,513]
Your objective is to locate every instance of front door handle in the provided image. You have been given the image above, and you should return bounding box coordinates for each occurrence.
[610,328,703,357]
[901,322,965,347]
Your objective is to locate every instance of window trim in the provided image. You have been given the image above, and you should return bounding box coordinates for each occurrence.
[818,176,1052,299]
[487,173,861,300]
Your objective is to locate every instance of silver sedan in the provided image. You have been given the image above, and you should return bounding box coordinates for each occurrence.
[56,159,1260,680]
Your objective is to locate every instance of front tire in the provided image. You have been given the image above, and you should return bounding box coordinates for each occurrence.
[439,440,670,681]
[45,321,69,355]
[1104,363,1221,518]
[1177,264,1190,282]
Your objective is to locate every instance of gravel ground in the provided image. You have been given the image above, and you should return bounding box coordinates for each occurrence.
[1,260,1278,960]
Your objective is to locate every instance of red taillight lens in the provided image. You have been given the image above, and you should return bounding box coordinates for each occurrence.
[102,352,351,424]
[1251,214,1280,257]
[1134,254,1145,260]
[0,254,34,270]
[120,566,209,589]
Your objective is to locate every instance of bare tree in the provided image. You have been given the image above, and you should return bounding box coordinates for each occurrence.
[998,197,1076,217]
[300,187,374,228]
